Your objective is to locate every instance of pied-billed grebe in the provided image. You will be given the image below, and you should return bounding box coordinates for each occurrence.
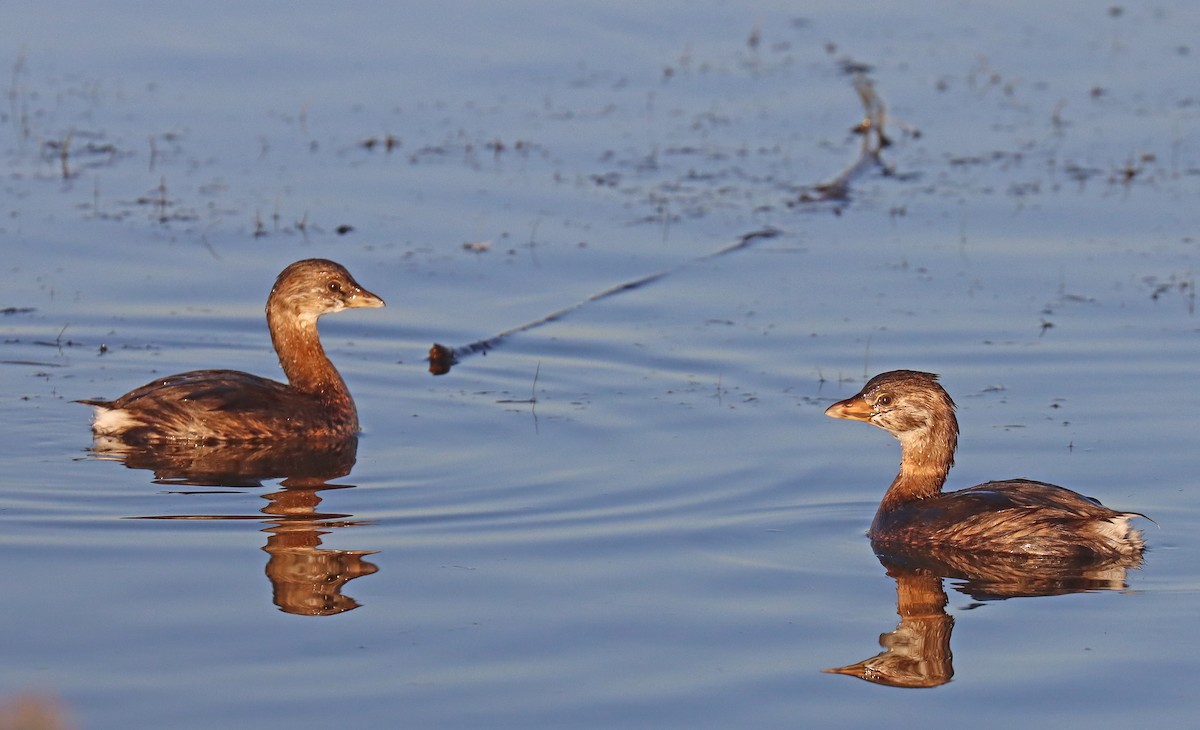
[824,370,1144,560]
[79,259,384,444]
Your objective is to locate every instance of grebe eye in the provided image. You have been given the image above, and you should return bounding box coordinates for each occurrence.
[328,281,343,293]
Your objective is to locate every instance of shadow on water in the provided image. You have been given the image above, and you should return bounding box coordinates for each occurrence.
[89,437,378,617]
[825,546,1143,688]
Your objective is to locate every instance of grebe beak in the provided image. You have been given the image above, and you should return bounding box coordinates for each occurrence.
[824,395,873,421]
[348,286,386,309]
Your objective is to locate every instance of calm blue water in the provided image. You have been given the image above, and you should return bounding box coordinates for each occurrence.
[3,2,1199,728]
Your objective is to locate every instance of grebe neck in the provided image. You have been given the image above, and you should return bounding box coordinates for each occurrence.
[879,424,957,512]
[267,305,350,401]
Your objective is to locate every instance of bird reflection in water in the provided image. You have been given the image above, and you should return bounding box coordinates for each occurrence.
[91,436,378,617]
[825,545,1142,688]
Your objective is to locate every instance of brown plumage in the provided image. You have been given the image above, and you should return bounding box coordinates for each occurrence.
[78,259,384,445]
[824,370,1144,561]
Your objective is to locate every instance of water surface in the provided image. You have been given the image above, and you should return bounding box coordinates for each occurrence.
[2,2,1198,728]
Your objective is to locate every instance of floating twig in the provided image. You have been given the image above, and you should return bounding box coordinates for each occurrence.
[496,362,540,404]
[59,130,73,179]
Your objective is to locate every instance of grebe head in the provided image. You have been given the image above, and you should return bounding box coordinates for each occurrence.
[824,370,958,450]
[269,259,385,325]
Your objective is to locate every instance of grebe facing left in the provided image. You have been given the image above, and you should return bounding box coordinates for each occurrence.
[824,370,1144,561]
[79,259,384,445]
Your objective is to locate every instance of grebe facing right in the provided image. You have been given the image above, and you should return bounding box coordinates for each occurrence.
[824,370,1144,561]
[79,259,384,445]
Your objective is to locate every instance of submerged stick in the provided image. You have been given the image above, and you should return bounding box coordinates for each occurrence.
[792,72,914,205]
[428,228,780,374]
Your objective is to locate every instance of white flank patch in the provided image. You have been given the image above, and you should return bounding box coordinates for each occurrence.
[90,407,143,436]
